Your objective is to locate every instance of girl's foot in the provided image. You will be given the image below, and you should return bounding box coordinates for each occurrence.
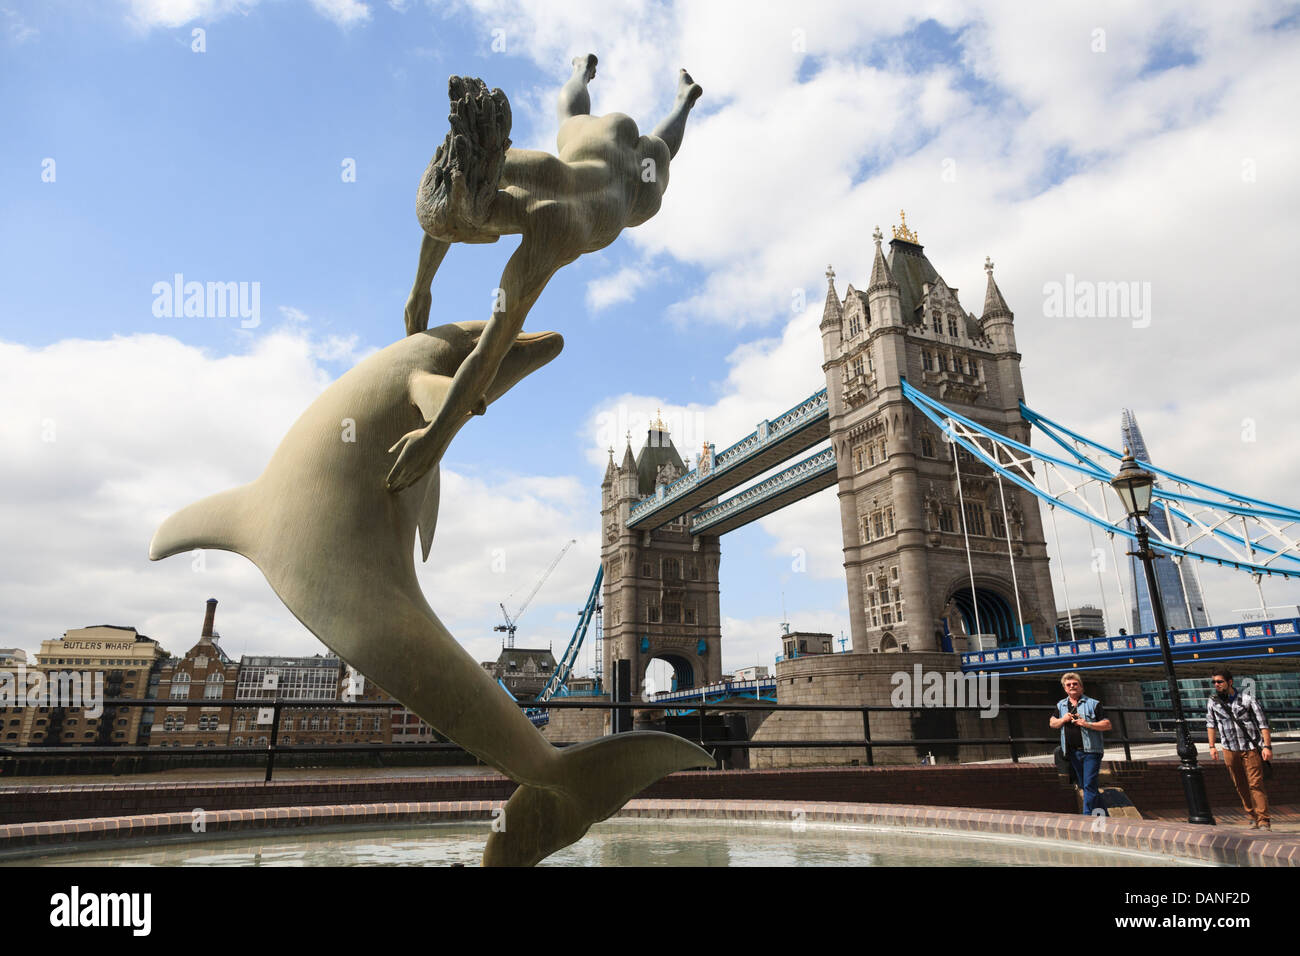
[676,68,703,107]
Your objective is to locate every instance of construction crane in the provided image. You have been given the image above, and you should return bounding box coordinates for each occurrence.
[495,538,576,648]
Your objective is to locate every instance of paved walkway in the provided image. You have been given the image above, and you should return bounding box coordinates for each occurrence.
[1147,803,1300,834]
[973,740,1300,764]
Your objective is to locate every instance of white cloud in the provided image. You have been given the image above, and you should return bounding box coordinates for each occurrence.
[124,0,256,28]
[123,0,370,29]
[585,264,661,312]
[308,0,370,26]
[2,6,38,43]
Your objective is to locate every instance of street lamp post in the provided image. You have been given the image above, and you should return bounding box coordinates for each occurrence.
[1110,450,1216,825]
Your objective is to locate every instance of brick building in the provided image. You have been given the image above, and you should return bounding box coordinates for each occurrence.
[152,598,240,748]
[5,626,166,747]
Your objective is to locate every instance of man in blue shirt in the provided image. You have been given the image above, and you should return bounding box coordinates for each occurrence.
[1050,672,1112,814]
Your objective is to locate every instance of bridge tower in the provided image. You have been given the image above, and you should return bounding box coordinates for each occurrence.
[600,417,723,697]
[819,214,1059,654]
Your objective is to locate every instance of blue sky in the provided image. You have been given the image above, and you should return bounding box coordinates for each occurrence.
[3,0,1300,685]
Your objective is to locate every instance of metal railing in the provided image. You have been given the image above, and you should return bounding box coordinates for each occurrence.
[3,695,1296,780]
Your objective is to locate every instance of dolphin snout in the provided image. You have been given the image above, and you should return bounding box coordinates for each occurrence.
[485,330,564,405]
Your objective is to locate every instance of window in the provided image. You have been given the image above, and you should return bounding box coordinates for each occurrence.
[879,440,887,463]
[690,564,700,581]
[647,606,660,624]
[872,512,885,539]
[663,558,680,580]
[204,673,224,699]
[963,502,987,536]
[684,608,696,625]
[931,313,941,333]
[853,444,867,472]
[947,316,959,337]
[991,511,1006,539]
[966,356,976,376]
[848,314,862,337]
[642,562,653,577]
[921,435,934,458]
[886,508,895,534]
[922,351,933,371]
[938,506,956,533]
[664,603,681,624]
[851,356,865,378]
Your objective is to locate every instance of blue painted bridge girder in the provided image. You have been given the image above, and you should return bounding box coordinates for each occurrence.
[627,390,830,531]
[961,617,1300,680]
[689,447,838,536]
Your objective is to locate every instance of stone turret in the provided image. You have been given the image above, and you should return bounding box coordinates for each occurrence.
[618,437,638,500]
[866,226,903,328]
[819,265,843,363]
[980,256,1016,353]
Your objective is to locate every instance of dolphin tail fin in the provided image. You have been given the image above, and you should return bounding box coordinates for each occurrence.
[149,486,252,561]
[482,731,712,866]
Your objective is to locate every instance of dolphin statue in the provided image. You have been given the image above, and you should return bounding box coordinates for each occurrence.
[149,321,711,866]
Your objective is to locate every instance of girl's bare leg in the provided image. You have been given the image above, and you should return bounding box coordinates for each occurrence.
[387,230,569,491]
[652,68,703,159]
[557,54,597,125]
[404,234,451,336]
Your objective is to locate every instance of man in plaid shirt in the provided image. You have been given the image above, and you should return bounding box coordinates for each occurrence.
[1205,667,1273,829]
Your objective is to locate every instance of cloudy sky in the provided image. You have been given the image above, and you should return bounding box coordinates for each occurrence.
[2,0,1299,688]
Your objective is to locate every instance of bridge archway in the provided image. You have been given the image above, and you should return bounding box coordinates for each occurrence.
[642,653,698,696]
[947,585,1021,648]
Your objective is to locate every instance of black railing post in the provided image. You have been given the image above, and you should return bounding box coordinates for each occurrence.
[264,701,283,782]
[1118,709,1132,762]
[1007,706,1020,763]
[861,708,874,767]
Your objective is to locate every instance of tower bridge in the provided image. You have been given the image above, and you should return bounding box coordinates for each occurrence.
[598,213,1062,700]
[547,212,1300,759]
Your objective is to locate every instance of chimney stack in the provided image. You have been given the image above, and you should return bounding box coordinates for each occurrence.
[201,598,218,638]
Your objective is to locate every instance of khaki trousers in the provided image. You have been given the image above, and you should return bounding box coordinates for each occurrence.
[1221,748,1270,824]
